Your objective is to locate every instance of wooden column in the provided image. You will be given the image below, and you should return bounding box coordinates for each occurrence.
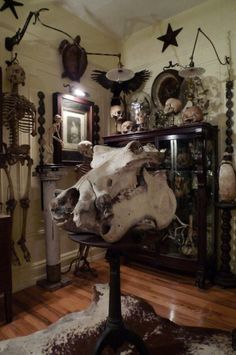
[215,80,236,288]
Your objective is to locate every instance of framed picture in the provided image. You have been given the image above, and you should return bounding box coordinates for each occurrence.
[62,110,87,150]
[151,69,183,110]
[52,92,95,165]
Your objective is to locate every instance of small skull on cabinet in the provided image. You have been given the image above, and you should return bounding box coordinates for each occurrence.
[120,120,136,134]
[164,98,182,115]
[110,104,125,133]
[182,106,203,124]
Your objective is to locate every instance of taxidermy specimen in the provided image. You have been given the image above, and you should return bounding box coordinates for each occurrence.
[91,69,150,104]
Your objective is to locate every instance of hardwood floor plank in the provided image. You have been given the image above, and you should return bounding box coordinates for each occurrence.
[0,259,235,340]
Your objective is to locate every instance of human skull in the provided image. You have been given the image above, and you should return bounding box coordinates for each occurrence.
[164,98,182,115]
[50,141,176,243]
[6,63,26,87]
[78,140,93,159]
[182,106,203,124]
[120,121,136,134]
[110,105,124,122]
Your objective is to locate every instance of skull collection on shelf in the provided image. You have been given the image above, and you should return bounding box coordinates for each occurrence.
[51,141,176,243]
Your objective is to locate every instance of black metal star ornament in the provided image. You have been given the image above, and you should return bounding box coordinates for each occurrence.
[157,23,183,53]
[0,0,24,19]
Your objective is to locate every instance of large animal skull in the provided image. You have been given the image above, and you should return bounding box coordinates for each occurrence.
[51,141,176,242]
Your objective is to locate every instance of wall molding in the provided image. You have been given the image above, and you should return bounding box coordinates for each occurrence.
[12,249,105,292]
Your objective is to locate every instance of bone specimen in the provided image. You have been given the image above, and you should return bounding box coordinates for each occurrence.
[51,141,176,243]
[1,62,36,263]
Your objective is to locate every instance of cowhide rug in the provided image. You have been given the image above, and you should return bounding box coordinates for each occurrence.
[0,284,235,354]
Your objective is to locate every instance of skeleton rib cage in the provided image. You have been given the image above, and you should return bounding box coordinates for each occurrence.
[1,91,36,264]
[2,93,36,146]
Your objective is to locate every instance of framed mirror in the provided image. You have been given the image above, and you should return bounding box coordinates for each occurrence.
[52,92,97,165]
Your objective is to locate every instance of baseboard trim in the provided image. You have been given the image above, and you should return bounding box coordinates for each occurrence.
[12,248,105,292]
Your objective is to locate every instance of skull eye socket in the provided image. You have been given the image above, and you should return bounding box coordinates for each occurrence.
[107,178,112,187]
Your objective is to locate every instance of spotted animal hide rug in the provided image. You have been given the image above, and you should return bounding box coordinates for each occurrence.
[0,284,235,354]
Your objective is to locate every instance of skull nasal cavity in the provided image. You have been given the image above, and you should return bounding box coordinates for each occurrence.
[65,188,80,206]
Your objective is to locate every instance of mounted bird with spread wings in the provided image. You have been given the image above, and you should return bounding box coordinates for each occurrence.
[91,69,151,133]
[91,69,151,104]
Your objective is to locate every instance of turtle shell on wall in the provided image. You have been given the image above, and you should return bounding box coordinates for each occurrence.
[59,35,88,82]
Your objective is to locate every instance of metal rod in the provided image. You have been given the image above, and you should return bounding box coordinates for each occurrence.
[87,52,120,58]
[5,8,49,51]
[190,27,230,67]
[5,7,123,66]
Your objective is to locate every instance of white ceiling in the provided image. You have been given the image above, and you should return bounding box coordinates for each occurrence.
[55,0,208,39]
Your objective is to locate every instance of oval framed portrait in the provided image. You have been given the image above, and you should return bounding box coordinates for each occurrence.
[151,69,183,109]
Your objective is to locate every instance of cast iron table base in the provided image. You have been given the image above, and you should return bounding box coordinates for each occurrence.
[61,243,97,278]
[70,232,151,355]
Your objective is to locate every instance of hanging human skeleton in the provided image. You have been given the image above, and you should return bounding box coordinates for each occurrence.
[2,60,36,263]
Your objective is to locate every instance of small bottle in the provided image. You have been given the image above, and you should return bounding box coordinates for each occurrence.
[218,152,236,202]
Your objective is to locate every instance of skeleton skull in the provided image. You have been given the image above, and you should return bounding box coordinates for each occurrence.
[78,140,93,159]
[164,98,182,115]
[6,63,26,87]
[110,105,124,122]
[121,121,136,134]
[51,141,176,243]
[182,106,203,124]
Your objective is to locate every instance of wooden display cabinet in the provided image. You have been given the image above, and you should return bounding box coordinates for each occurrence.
[103,123,218,287]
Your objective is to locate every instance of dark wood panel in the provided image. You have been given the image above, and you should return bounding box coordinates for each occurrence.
[0,215,12,322]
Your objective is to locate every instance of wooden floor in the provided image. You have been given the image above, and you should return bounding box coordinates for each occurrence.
[0,259,236,340]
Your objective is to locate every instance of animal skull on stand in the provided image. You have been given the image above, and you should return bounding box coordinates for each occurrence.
[51,141,176,243]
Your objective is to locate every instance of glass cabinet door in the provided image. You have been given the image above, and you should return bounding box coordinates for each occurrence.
[157,137,204,261]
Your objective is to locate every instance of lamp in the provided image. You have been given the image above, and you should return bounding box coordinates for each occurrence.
[179,27,231,78]
[85,51,134,82]
[5,9,134,82]
[63,83,89,97]
[106,54,134,82]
